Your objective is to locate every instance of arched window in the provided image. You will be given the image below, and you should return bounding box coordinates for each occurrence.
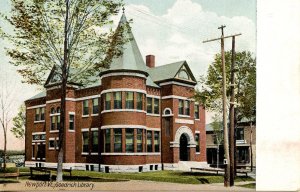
[56,107,61,113]
[50,108,56,114]
[178,70,190,80]
[163,108,172,115]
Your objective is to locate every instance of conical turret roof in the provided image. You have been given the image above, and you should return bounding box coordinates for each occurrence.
[105,12,148,72]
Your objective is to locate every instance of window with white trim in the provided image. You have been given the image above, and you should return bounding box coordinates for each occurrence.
[184,100,190,116]
[137,93,143,110]
[35,107,45,121]
[137,129,143,152]
[69,114,75,130]
[178,100,184,115]
[83,100,89,115]
[114,128,122,152]
[154,131,160,152]
[147,97,152,113]
[126,129,134,152]
[82,131,89,153]
[147,131,152,152]
[154,98,159,114]
[195,104,199,119]
[92,130,98,153]
[105,93,111,110]
[114,92,122,109]
[105,129,111,152]
[125,92,134,109]
[51,116,56,130]
[92,98,99,114]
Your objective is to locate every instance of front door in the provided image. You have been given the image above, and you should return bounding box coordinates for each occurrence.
[179,134,189,161]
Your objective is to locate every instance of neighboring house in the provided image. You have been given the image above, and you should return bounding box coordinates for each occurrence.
[206,119,256,168]
[24,12,207,172]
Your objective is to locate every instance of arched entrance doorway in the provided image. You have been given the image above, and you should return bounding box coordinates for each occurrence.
[180,134,189,161]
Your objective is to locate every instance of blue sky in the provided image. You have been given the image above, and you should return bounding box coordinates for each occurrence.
[125,0,256,22]
[0,0,256,150]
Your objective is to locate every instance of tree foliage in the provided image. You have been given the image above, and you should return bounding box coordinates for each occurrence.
[11,104,25,139]
[1,0,124,85]
[211,113,223,145]
[0,0,125,181]
[195,51,256,120]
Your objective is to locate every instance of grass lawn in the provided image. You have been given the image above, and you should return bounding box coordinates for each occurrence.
[1,167,255,185]
[70,170,255,185]
[238,183,256,189]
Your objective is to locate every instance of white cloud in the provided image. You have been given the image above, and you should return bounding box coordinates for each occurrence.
[122,0,255,123]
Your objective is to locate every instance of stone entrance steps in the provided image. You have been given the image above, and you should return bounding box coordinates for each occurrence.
[178,161,209,171]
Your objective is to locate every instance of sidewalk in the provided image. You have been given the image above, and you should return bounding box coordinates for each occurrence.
[1,179,255,191]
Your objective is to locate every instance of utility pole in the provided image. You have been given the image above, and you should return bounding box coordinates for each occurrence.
[229,36,236,186]
[203,28,241,187]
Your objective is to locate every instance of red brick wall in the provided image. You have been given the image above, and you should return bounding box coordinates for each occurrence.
[25,76,207,166]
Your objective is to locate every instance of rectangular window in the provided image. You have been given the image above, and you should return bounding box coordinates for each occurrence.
[69,115,74,130]
[92,131,98,153]
[147,131,152,152]
[35,108,40,121]
[184,100,190,116]
[126,129,134,152]
[56,115,60,130]
[114,92,122,109]
[137,93,143,110]
[92,98,99,114]
[114,129,122,152]
[154,131,160,152]
[137,129,143,152]
[49,140,55,148]
[125,92,134,109]
[83,100,89,115]
[33,135,39,140]
[32,145,35,158]
[178,100,184,115]
[105,93,111,110]
[237,147,249,163]
[236,128,244,140]
[195,133,200,152]
[105,129,111,152]
[41,134,46,140]
[154,98,159,114]
[147,97,152,113]
[41,108,45,120]
[82,131,89,153]
[194,104,199,119]
[51,116,56,130]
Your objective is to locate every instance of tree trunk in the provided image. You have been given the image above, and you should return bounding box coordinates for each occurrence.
[56,0,69,182]
[3,129,7,171]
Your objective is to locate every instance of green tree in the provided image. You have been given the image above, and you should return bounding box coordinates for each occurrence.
[1,0,125,181]
[195,51,256,121]
[11,104,25,139]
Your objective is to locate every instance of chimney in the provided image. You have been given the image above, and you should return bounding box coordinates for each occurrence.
[146,55,155,68]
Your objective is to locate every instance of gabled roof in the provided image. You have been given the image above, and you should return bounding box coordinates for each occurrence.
[147,60,196,83]
[27,91,46,101]
[44,65,83,88]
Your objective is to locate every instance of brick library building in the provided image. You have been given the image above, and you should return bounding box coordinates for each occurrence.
[24,13,207,172]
